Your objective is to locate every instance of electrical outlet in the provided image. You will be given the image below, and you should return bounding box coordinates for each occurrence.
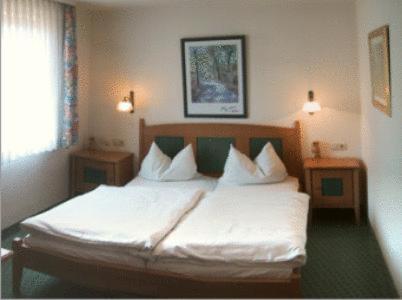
[331,143,347,151]
[112,139,125,147]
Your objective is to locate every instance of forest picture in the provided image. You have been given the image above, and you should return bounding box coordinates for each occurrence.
[182,36,246,118]
[189,44,238,103]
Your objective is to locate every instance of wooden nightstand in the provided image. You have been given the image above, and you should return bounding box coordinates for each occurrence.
[304,158,361,224]
[70,150,134,196]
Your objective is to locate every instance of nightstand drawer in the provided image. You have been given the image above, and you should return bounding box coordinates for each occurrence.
[312,169,354,208]
[76,158,115,193]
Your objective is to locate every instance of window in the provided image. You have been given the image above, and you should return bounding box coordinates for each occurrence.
[1,0,78,162]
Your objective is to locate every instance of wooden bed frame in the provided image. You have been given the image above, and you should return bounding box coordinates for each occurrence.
[12,119,304,298]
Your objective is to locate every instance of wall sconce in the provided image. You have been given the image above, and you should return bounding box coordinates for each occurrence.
[302,90,321,115]
[116,91,134,113]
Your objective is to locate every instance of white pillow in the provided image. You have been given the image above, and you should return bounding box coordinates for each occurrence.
[219,143,287,186]
[255,142,288,182]
[139,142,198,181]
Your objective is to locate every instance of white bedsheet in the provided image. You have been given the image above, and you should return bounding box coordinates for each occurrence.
[126,174,218,192]
[153,185,309,266]
[21,185,203,256]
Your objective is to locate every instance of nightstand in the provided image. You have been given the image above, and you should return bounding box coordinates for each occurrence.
[304,158,361,224]
[70,150,134,196]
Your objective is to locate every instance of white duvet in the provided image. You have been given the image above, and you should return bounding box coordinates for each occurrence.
[21,185,203,254]
[153,185,309,265]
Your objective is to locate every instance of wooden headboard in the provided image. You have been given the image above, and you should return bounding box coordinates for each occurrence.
[139,118,303,183]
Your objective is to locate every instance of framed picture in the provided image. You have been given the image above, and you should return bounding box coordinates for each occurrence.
[368,25,391,117]
[181,35,247,118]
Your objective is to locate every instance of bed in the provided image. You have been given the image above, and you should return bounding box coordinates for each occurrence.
[12,118,306,298]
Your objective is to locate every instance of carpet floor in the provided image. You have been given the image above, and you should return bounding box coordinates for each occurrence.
[1,210,398,298]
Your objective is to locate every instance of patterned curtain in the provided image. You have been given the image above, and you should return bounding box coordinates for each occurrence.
[61,5,78,148]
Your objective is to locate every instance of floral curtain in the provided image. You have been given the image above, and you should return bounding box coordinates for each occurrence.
[61,5,78,148]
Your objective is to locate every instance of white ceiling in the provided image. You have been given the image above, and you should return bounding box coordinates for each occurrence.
[77,0,193,9]
[77,0,355,10]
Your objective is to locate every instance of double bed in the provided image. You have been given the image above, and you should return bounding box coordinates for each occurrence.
[12,119,308,298]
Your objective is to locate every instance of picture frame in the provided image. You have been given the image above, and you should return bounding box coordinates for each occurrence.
[181,35,247,118]
[368,25,391,117]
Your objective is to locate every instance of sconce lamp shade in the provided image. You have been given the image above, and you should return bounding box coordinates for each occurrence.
[117,98,133,112]
[303,101,321,114]
[116,91,134,113]
[302,90,321,115]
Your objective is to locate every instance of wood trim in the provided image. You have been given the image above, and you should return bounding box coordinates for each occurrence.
[353,169,361,225]
[116,155,134,186]
[368,25,391,117]
[294,120,303,188]
[139,119,303,182]
[304,168,313,223]
[71,150,133,163]
[304,158,360,169]
[12,239,301,298]
[69,155,77,197]
[139,118,145,168]
[12,240,23,296]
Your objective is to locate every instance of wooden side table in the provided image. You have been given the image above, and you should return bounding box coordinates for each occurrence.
[304,158,361,224]
[70,150,134,196]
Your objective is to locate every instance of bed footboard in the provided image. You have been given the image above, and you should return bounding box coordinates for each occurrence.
[12,237,301,298]
[12,239,23,296]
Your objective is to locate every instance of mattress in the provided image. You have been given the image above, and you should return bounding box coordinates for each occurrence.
[150,182,309,278]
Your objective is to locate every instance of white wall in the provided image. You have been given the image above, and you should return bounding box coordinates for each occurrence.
[1,5,91,229]
[356,0,402,295]
[87,0,361,165]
